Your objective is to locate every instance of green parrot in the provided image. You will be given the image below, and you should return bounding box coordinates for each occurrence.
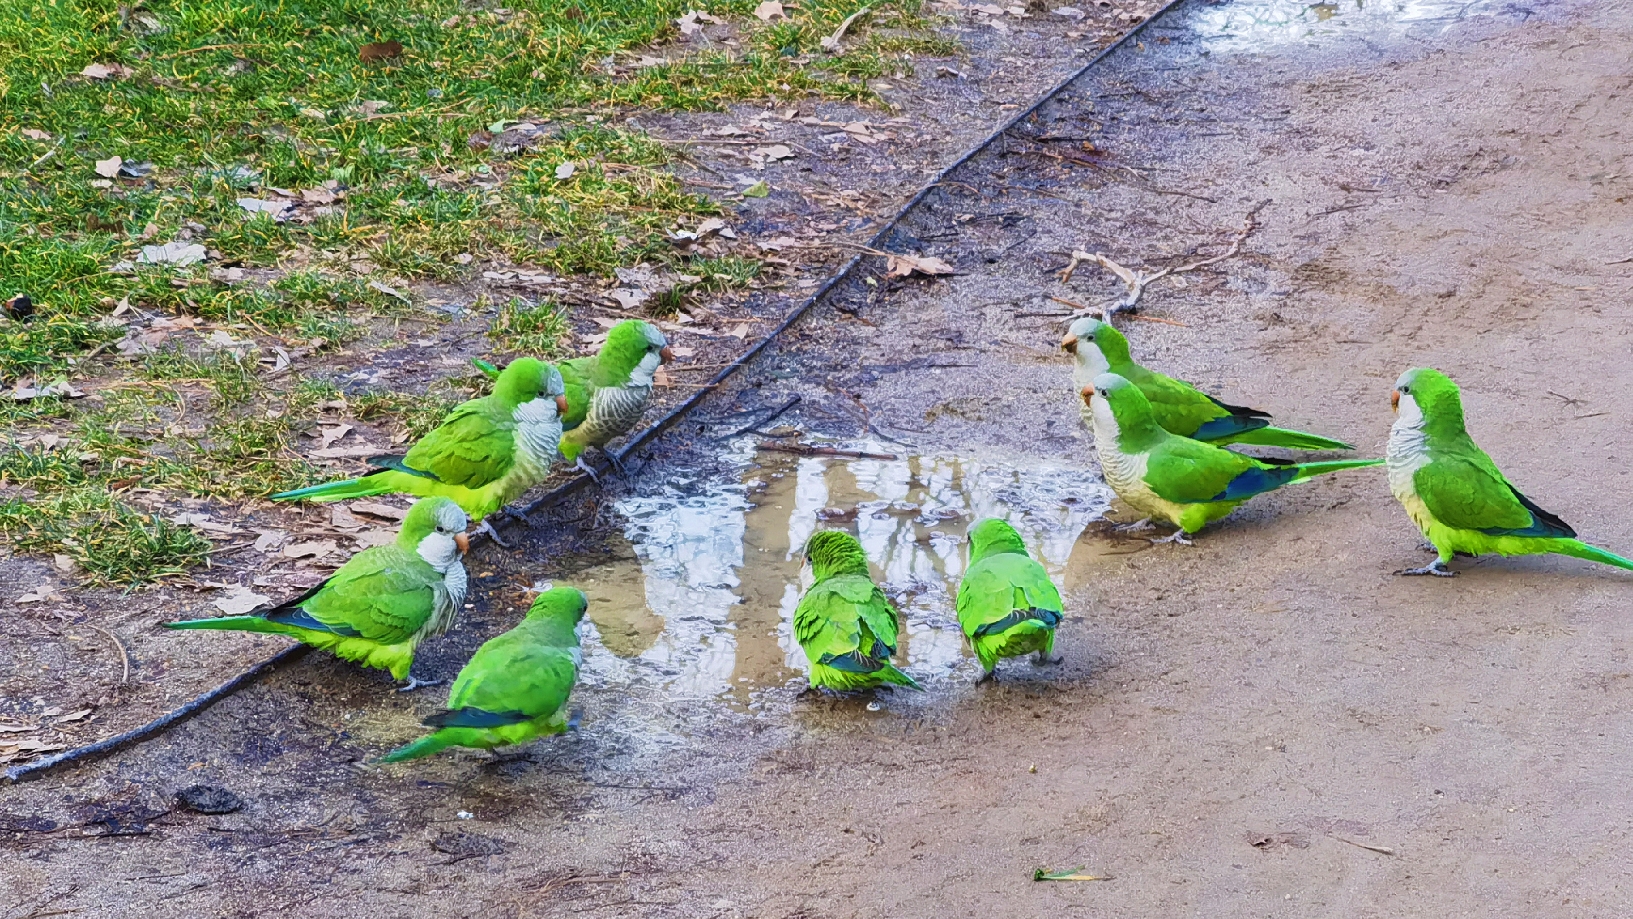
[475,319,672,480]
[1387,367,1633,576]
[272,358,566,546]
[956,518,1064,682]
[793,530,920,692]
[1084,373,1383,543]
[378,586,587,762]
[1062,317,1355,451]
[166,497,470,691]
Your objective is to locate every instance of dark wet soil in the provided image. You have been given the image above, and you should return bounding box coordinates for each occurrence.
[10,0,1633,916]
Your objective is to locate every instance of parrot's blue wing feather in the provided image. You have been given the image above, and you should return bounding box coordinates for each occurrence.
[423,707,533,729]
[1210,465,1299,501]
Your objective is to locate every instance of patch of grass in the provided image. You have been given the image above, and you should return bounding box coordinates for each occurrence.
[489,297,571,358]
[691,255,763,291]
[0,488,212,586]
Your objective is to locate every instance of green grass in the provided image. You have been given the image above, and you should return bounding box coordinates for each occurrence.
[0,0,945,584]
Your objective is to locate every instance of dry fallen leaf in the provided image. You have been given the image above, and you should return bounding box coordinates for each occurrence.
[350,501,408,521]
[55,709,92,723]
[94,156,123,178]
[213,585,272,616]
[171,512,243,536]
[81,62,133,80]
[676,9,724,34]
[318,423,354,450]
[885,253,958,278]
[727,322,752,339]
[52,554,78,574]
[351,529,397,549]
[754,0,786,20]
[358,40,404,62]
[18,585,63,604]
[136,241,208,267]
[669,345,698,359]
[310,443,385,459]
[329,505,366,531]
[555,161,577,180]
[821,7,871,52]
[21,128,51,141]
[301,186,338,205]
[252,529,288,553]
[237,197,295,221]
[282,540,340,560]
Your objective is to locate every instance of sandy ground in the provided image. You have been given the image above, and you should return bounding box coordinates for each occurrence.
[8,0,1633,915]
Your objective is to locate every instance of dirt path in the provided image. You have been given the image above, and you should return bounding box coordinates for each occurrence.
[8,0,1633,915]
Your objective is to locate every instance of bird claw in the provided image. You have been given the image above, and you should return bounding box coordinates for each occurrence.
[1149,530,1194,546]
[473,518,511,549]
[1395,561,1458,578]
[1032,652,1063,666]
[574,456,604,486]
[396,676,443,693]
[603,449,630,479]
[975,669,996,685]
[1113,518,1154,533]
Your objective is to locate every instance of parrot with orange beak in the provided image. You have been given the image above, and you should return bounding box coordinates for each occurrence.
[166,497,471,691]
[1062,317,1355,451]
[1387,367,1633,576]
[1084,374,1382,543]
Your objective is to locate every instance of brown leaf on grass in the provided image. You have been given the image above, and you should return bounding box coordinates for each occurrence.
[754,1,787,20]
[676,10,724,34]
[171,513,244,536]
[81,62,134,80]
[252,530,288,553]
[885,253,959,279]
[17,585,63,604]
[328,505,366,531]
[310,443,386,459]
[212,586,271,616]
[317,423,354,450]
[94,156,123,178]
[350,529,398,549]
[21,128,51,141]
[358,40,404,62]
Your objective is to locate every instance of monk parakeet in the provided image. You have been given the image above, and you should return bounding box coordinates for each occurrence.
[956,518,1064,682]
[1387,368,1633,576]
[166,497,469,691]
[1085,373,1382,543]
[476,320,672,480]
[272,358,566,546]
[1062,317,1354,451]
[793,530,920,692]
[378,586,587,762]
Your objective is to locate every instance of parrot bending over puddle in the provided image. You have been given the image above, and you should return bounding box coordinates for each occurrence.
[794,530,920,692]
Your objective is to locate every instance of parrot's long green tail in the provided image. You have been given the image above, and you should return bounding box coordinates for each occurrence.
[1556,540,1633,572]
[876,662,923,691]
[1290,458,1384,482]
[1227,426,1355,452]
[165,615,304,636]
[270,473,391,503]
[377,730,462,763]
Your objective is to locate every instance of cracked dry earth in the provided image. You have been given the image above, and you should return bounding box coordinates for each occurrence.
[9,0,1633,917]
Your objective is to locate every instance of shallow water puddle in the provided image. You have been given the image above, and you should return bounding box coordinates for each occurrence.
[560,443,1111,704]
[1193,0,1505,49]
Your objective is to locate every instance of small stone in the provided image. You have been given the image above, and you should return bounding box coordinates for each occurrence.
[175,784,243,815]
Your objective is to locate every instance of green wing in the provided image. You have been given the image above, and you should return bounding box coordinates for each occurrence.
[446,624,578,720]
[794,576,897,660]
[401,397,516,488]
[957,554,1062,637]
[296,545,441,644]
[1143,435,1263,503]
[557,355,595,431]
[1413,454,1572,536]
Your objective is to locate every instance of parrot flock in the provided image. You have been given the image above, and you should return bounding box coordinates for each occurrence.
[159,312,1632,766]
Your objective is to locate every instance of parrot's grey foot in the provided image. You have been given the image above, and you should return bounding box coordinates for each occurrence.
[1419,540,1438,553]
[395,676,443,693]
[574,456,604,486]
[1395,560,1457,578]
[603,449,630,479]
[1032,651,1063,666]
[474,518,511,549]
[797,684,822,699]
[975,669,996,685]
[1113,518,1154,533]
[566,708,584,731]
[1150,530,1194,547]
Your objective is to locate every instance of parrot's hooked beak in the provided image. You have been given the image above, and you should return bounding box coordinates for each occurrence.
[1079,385,1095,406]
[1390,390,1400,413]
[659,345,674,364]
[454,533,471,555]
[1060,333,1078,354]
[554,394,569,415]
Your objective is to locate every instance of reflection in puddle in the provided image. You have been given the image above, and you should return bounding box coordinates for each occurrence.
[568,444,1112,704]
[1194,0,1500,49]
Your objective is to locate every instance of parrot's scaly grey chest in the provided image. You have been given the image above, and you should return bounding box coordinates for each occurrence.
[1386,395,1430,503]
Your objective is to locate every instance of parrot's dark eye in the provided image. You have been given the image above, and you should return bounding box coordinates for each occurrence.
[1400,385,1409,394]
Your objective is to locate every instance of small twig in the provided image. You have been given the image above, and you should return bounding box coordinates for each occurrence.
[1059,200,1269,318]
[85,625,130,685]
[1604,255,1633,265]
[757,442,898,461]
[1330,835,1395,856]
[1046,296,1188,326]
[27,136,67,172]
[719,396,801,440]
[821,6,871,53]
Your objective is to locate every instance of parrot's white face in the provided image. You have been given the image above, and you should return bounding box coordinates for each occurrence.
[1089,391,1119,437]
[799,558,816,591]
[1393,391,1424,429]
[629,348,664,387]
[417,503,470,572]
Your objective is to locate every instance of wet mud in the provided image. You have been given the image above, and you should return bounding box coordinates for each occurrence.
[8,0,1633,915]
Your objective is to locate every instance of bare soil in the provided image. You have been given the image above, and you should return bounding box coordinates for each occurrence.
[8,0,1633,916]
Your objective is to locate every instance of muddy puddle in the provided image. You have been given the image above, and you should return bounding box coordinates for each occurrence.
[549,441,1111,709]
[1193,0,1508,49]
